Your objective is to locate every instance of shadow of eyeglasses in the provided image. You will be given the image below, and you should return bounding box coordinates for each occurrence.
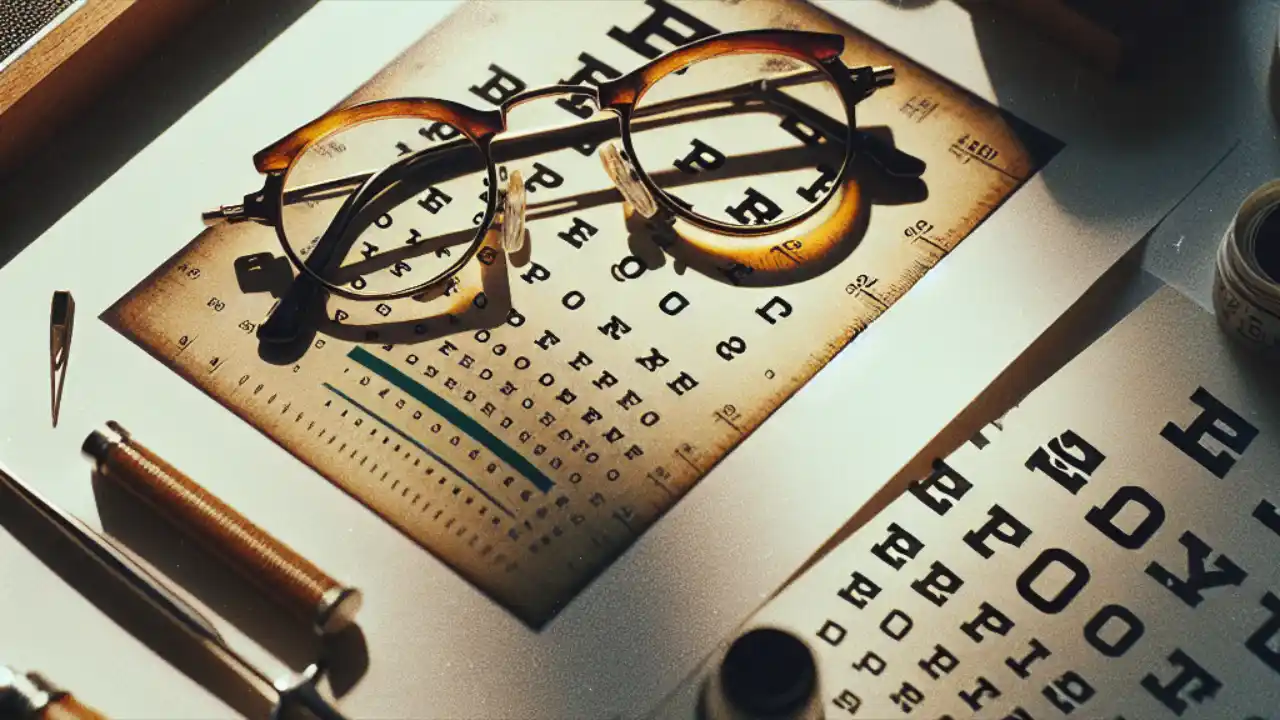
[328,142,849,284]
[304,108,926,285]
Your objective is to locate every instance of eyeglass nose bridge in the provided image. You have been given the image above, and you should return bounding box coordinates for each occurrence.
[498,84,602,118]
[494,82,661,225]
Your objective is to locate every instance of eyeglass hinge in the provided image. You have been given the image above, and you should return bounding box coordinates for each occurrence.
[201,203,247,226]
[847,65,896,101]
[202,178,279,227]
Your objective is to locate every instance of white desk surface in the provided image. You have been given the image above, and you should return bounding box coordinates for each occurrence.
[0,1,1272,718]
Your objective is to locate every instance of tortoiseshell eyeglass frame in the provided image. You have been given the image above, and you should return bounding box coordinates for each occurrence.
[204,28,898,302]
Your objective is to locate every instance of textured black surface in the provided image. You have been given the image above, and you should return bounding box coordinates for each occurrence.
[0,0,77,66]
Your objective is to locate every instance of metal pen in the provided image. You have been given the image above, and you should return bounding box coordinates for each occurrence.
[0,465,349,720]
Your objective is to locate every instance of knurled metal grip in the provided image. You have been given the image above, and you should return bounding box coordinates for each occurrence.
[81,422,362,635]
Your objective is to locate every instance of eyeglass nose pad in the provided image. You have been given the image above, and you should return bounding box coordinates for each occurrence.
[599,141,659,219]
[500,169,526,253]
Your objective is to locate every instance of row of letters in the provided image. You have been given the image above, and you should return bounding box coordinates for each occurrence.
[811,386,1276,718]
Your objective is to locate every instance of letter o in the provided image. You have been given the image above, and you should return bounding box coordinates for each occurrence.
[1083,604,1145,658]
[1016,548,1090,614]
[562,290,586,310]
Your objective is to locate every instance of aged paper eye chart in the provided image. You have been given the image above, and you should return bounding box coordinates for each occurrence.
[737,286,1280,719]
[102,0,1061,627]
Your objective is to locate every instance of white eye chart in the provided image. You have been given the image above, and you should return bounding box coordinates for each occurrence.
[103,0,1060,628]
[742,286,1280,720]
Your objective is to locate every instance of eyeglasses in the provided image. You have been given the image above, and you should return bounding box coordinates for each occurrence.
[204,29,920,328]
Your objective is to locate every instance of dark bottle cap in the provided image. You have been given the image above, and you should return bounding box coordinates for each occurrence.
[718,627,817,717]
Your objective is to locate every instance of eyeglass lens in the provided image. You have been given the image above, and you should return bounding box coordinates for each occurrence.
[279,117,491,299]
[628,52,848,229]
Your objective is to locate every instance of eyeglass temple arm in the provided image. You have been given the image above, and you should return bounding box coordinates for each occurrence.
[204,65,907,225]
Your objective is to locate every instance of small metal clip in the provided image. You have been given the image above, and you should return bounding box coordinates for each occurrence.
[50,290,74,428]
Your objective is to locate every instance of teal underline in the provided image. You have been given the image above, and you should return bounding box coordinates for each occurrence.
[348,346,555,493]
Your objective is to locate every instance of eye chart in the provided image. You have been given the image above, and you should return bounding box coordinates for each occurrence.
[103,0,1061,627]
[736,286,1280,719]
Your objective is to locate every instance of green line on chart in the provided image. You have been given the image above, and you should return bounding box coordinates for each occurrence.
[348,346,555,492]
